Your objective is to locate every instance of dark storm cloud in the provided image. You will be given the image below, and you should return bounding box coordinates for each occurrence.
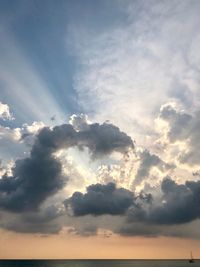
[32,121,134,158]
[0,121,134,212]
[0,130,65,212]
[66,176,200,234]
[65,182,135,216]
[128,177,200,225]
[159,104,200,165]
[77,122,134,158]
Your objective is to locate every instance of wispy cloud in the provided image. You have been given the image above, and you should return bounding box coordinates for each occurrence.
[68,0,200,145]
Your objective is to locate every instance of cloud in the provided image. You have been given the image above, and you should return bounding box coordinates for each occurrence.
[0,147,63,212]
[64,176,200,237]
[158,103,200,165]
[0,102,14,120]
[69,114,90,131]
[0,124,75,212]
[65,182,134,216]
[77,122,134,158]
[0,0,200,239]
[133,149,174,188]
[22,121,45,135]
[0,121,133,212]
[0,120,47,164]
[118,220,200,239]
[159,103,192,143]
[68,0,200,145]
[127,177,200,225]
[0,125,27,161]
[63,171,199,235]
[0,205,65,234]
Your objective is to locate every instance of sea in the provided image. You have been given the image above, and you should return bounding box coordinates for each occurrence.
[0,260,199,267]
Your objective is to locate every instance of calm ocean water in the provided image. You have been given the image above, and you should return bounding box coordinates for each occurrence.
[0,260,199,267]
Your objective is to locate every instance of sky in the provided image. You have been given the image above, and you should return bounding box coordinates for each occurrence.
[0,0,200,259]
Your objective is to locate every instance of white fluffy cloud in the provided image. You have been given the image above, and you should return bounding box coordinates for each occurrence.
[0,116,45,161]
[0,102,14,120]
[156,102,200,166]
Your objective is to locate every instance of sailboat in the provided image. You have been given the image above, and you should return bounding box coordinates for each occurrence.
[189,251,195,263]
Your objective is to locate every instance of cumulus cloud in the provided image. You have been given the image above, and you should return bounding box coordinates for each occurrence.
[65,182,134,216]
[69,114,89,131]
[1,0,200,239]
[0,102,14,120]
[0,146,63,212]
[0,160,14,178]
[0,121,133,212]
[0,114,199,237]
[0,120,46,162]
[133,149,174,188]
[0,126,20,142]
[158,103,200,165]
[77,122,134,158]
[127,177,200,225]
[0,125,28,161]
[21,121,45,136]
[65,176,200,232]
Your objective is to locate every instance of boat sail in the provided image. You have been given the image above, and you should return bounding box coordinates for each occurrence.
[189,251,195,263]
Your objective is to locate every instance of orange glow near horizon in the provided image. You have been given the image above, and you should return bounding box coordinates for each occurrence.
[0,229,200,259]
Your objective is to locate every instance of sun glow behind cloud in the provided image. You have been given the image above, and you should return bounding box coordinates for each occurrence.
[0,0,200,259]
[67,0,200,147]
